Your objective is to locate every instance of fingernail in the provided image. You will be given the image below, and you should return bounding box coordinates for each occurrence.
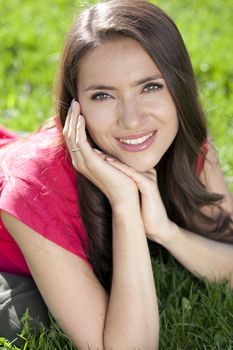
[74,100,80,111]
[106,157,115,162]
[70,99,79,113]
[93,148,102,154]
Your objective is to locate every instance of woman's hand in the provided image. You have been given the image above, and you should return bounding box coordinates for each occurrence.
[62,100,139,207]
[103,156,174,244]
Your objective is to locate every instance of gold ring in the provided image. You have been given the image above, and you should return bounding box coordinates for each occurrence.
[71,147,81,152]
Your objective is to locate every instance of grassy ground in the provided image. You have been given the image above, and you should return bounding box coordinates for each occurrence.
[1,256,233,350]
[0,0,233,349]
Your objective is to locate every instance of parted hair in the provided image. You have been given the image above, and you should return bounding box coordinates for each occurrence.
[53,0,233,292]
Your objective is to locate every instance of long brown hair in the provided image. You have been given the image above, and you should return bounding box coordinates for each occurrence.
[52,0,232,291]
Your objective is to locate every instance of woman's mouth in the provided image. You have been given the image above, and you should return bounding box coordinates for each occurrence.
[116,131,156,152]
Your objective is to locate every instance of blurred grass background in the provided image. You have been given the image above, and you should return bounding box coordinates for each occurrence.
[0,0,233,349]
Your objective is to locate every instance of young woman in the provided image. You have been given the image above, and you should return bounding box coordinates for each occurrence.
[0,0,232,349]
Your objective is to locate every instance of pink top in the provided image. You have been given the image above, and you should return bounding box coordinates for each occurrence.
[0,125,207,276]
[0,125,93,275]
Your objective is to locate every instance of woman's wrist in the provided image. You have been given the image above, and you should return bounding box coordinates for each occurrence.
[111,192,140,213]
[150,221,179,247]
[112,197,141,217]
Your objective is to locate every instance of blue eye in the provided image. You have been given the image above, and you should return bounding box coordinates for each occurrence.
[91,93,111,101]
[143,82,163,92]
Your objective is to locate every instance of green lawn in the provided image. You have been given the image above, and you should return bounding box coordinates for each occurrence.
[0,0,233,349]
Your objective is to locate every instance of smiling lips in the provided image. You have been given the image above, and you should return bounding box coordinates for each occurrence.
[116,130,156,152]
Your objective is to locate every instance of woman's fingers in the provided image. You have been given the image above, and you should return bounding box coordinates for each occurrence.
[63,100,84,166]
[63,99,75,135]
[69,100,80,143]
[75,115,92,154]
[106,158,157,194]
[93,148,108,161]
[63,100,115,171]
[63,99,77,147]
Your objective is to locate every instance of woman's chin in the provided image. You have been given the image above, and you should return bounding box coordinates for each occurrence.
[124,157,159,173]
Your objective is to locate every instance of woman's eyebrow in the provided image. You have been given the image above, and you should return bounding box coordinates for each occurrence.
[84,74,163,92]
[134,74,163,87]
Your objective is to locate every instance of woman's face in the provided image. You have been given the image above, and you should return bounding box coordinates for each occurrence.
[78,38,179,172]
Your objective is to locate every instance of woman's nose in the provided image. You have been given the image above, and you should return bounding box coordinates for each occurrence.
[118,101,144,130]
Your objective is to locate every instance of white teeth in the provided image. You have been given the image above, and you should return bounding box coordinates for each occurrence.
[120,132,153,145]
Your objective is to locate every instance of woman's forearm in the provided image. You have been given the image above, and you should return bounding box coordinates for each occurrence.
[103,200,159,350]
[161,223,233,287]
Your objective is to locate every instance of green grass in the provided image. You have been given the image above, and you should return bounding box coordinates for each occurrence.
[1,256,233,350]
[0,0,233,349]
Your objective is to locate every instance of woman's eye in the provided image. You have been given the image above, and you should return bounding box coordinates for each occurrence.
[91,93,111,101]
[143,82,163,93]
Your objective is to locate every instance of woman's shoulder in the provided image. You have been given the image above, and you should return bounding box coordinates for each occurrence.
[0,124,86,235]
[0,126,90,267]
